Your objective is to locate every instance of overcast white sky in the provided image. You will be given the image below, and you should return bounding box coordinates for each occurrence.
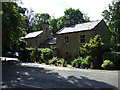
[20,0,113,21]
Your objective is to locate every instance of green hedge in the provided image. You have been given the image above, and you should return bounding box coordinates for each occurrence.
[19,48,53,63]
[41,48,53,61]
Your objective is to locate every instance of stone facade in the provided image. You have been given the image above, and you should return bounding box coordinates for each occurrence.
[24,30,53,48]
[56,20,111,60]
[22,20,111,60]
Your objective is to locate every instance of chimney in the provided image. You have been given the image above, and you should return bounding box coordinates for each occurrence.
[64,19,70,27]
[42,22,49,31]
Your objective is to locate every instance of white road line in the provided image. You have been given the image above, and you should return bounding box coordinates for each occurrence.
[20,83,44,88]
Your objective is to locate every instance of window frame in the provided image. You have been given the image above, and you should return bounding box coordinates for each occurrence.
[80,35,85,44]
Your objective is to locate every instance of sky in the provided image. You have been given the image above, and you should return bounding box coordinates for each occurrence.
[19,0,113,21]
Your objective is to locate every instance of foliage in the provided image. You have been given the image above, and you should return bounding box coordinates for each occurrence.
[101,60,114,70]
[111,43,120,52]
[102,1,120,43]
[80,35,105,69]
[49,57,64,66]
[41,48,53,61]
[56,58,64,65]
[27,13,51,32]
[19,48,53,63]
[25,8,90,36]
[30,48,42,62]
[103,52,120,69]
[103,52,117,61]
[71,57,83,68]
[49,57,58,64]
[49,18,59,35]
[50,8,90,35]
[18,39,28,49]
[64,8,88,26]
[81,56,94,68]
[19,48,31,62]
[2,2,27,50]
[57,16,66,30]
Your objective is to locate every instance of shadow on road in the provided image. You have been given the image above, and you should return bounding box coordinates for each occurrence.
[2,63,118,89]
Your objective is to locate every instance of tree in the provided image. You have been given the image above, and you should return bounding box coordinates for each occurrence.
[57,16,66,30]
[28,13,51,32]
[102,1,120,43]
[50,8,90,35]
[64,8,90,26]
[2,2,27,51]
[80,35,105,69]
[49,18,59,35]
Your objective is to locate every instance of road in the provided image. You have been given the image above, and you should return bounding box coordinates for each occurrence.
[2,62,119,89]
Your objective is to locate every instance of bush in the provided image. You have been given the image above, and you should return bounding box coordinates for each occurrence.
[81,56,94,69]
[101,60,114,70]
[30,48,42,62]
[57,58,64,65]
[19,48,31,62]
[71,57,83,68]
[49,57,64,66]
[103,52,118,61]
[41,48,53,61]
[80,35,105,69]
[49,57,57,64]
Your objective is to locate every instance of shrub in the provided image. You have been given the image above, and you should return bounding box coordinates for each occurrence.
[30,48,42,62]
[81,56,94,68]
[101,60,114,70]
[41,48,53,61]
[57,58,64,65]
[49,57,64,66]
[19,48,31,62]
[71,57,83,68]
[103,52,120,69]
[49,57,57,64]
[80,35,105,69]
[103,52,117,61]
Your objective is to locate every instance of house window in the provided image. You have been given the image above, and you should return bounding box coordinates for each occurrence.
[80,35,85,43]
[65,36,69,44]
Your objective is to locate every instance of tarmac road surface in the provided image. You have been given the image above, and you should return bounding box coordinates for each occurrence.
[2,62,119,89]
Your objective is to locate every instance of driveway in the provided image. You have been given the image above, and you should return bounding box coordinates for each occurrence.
[2,62,119,89]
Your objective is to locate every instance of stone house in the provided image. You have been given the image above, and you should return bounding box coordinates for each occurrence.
[22,19,110,60]
[21,24,56,48]
[56,19,111,60]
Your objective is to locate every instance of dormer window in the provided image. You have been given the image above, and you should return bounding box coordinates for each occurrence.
[80,35,85,44]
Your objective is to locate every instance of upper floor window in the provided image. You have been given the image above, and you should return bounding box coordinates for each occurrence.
[80,35,85,43]
[65,36,69,44]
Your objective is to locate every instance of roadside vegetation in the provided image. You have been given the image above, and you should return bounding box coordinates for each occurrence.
[2,1,120,70]
[18,34,120,70]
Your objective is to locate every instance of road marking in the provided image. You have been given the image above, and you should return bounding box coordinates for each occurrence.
[20,83,44,88]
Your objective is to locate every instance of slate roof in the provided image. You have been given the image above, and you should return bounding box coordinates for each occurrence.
[56,20,101,34]
[41,38,56,45]
[21,31,43,39]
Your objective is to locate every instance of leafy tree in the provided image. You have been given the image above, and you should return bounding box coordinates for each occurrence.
[49,18,59,35]
[29,13,51,32]
[2,2,27,51]
[57,16,66,30]
[50,8,90,35]
[64,8,90,26]
[80,35,105,69]
[102,1,120,43]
